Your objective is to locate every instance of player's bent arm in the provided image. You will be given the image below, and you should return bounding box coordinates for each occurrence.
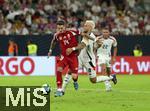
[66,36,88,56]
[112,37,117,57]
[72,37,88,51]
[48,38,57,56]
[113,47,117,56]
[49,40,56,52]
[66,42,86,56]
[72,42,86,51]
[112,46,117,60]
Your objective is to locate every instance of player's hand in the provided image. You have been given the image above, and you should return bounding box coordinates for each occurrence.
[111,57,116,64]
[66,48,73,55]
[47,52,52,58]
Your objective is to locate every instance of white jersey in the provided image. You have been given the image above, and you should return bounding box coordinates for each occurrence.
[97,35,117,57]
[78,32,97,78]
[79,32,96,62]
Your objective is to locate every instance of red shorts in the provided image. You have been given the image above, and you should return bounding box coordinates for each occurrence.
[57,55,78,73]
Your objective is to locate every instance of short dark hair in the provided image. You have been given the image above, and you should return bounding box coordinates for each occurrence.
[56,20,66,25]
[102,27,109,31]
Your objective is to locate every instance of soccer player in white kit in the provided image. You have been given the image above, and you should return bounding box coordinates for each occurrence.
[65,21,117,92]
[95,27,118,91]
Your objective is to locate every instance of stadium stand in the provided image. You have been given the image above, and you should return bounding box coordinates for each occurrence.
[0,0,149,35]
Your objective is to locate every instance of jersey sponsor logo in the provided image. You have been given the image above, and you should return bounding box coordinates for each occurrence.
[0,57,55,76]
[0,57,34,75]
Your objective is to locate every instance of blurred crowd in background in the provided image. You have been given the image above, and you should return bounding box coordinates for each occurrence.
[0,0,150,35]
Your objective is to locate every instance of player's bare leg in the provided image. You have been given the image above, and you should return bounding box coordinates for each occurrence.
[72,73,79,90]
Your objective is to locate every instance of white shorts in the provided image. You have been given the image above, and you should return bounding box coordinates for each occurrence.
[97,55,111,67]
[78,56,96,78]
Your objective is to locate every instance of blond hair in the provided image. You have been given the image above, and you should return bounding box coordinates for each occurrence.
[85,20,95,30]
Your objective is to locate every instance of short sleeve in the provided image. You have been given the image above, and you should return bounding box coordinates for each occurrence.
[53,33,59,41]
[113,38,117,47]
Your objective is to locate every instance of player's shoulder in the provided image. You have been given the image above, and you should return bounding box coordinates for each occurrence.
[54,32,59,37]
[67,29,80,35]
[90,32,96,38]
[53,32,61,40]
[109,36,117,41]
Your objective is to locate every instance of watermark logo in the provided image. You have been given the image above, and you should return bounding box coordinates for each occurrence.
[0,86,50,111]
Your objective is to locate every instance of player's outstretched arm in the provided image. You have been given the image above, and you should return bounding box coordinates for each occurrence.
[66,42,86,55]
[48,36,57,57]
[74,42,86,50]
[112,47,117,62]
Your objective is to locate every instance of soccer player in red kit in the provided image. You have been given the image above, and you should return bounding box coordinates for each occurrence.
[48,20,79,97]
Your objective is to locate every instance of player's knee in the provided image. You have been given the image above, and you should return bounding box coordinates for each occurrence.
[57,67,63,72]
[106,67,111,72]
[106,68,111,74]
[90,78,96,83]
[102,68,106,72]
[72,73,78,82]
[88,68,97,83]
[72,72,78,77]
[101,67,106,74]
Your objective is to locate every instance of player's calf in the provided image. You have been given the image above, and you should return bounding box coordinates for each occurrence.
[88,68,97,83]
[72,73,79,90]
[101,64,107,75]
[106,67,111,76]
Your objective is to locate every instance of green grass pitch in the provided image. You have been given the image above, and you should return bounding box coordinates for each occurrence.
[0,75,150,111]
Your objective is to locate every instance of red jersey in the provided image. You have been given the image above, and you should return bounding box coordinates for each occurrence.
[54,30,79,57]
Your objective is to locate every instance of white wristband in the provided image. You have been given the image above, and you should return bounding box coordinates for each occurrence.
[49,49,52,52]
[72,47,76,51]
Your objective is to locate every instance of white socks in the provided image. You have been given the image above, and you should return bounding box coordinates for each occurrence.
[62,74,113,92]
[104,80,112,91]
[96,76,113,83]
[96,75,113,91]
[62,74,72,92]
